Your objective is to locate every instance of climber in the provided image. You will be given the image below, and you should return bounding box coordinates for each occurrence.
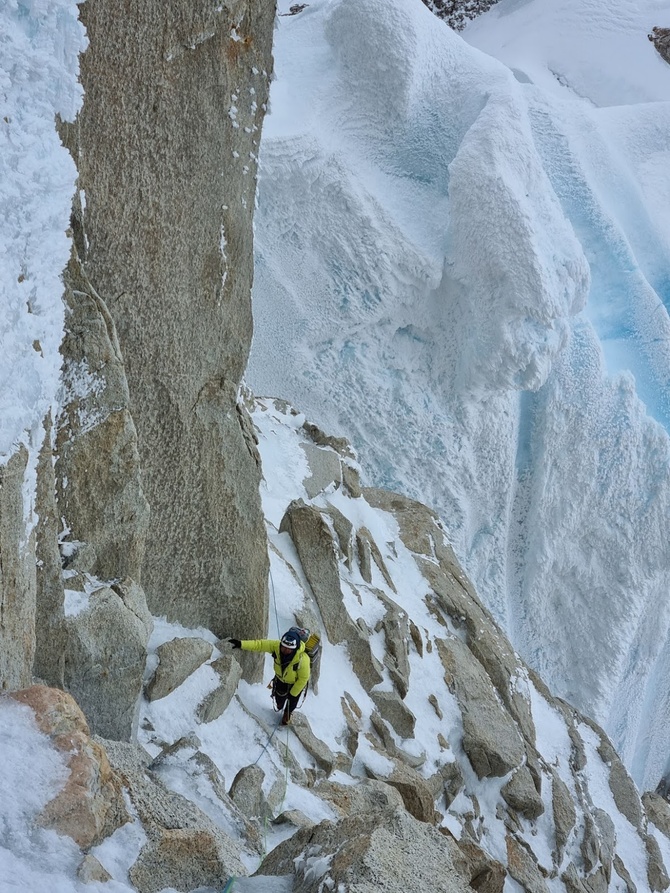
[228,630,311,725]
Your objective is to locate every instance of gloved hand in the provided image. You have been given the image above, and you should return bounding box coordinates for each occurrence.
[228,638,242,649]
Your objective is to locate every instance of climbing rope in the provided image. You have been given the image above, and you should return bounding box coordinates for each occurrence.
[269,564,281,637]
[251,712,285,767]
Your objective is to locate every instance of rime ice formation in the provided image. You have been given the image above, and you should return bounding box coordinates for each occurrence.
[248,0,670,789]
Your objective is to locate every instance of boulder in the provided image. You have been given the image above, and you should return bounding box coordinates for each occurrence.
[644,791,670,839]
[370,710,425,769]
[597,737,643,829]
[64,578,153,739]
[594,808,616,880]
[501,765,544,820]
[8,686,130,849]
[436,637,525,778]
[613,855,638,893]
[562,862,591,893]
[256,807,472,892]
[229,765,271,821]
[273,809,315,830]
[646,832,670,891]
[457,839,506,893]
[145,636,213,702]
[77,855,112,883]
[129,828,240,893]
[380,603,411,698]
[314,778,405,817]
[196,653,243,723]
[300,442,343,497]
[439,760,465,808]
[364,751,436,823]
[551,768,577,857]
[289,713,337,775]
[370,689,416,739]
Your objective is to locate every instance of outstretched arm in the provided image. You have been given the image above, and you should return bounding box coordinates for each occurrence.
[238,638,281,655]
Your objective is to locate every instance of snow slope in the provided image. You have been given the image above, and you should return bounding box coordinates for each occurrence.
[5,397,668,891]
[247,0,670,789]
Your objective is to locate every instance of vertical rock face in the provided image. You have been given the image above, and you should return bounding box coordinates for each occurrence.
[34,413,67,688]
[0,446,36,689]
[66,0,275,636]
[56,261,150,584]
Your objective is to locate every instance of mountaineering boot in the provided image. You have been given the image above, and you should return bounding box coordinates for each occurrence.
[282,706,291,725]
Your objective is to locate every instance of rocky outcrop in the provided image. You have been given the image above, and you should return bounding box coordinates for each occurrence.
[102,738,247,893]
[61,0,276,644]
[7,686,130,849]
[56,264,150,584]
[196,652,243,723]
[5,394,669,893]
[279,499,384,690]
[0,446,36,690]
[420,0,501,31]
[145,636,213,702]
[256,807,472,892]
[437,636,525,779]
[34,414,67,688]
[64,578,153,740]
[649,27,670,65]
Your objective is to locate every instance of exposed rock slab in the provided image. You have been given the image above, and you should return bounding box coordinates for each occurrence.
[436,636,525,778]
[34,413,67,688]
[256,807,472,892]
[649,27,670,64]
[64,578,153,739]
[279,500,383,689]
[506,834,549,893]
[0,446,36,689]
[644,791,670,839]
[196,653,242,723]
[501,765,544,820]
[300,442,342,497]
[364,751,436,822]
[102,738,246,890]
[145,636,213,702]
[290,713,337,775]
[56,273,149,583]
[314,778,405,817]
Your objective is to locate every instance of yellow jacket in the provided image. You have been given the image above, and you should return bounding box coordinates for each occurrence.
[240,638,311,696]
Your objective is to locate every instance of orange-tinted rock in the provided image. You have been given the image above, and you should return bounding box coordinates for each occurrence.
[7,685,130,849]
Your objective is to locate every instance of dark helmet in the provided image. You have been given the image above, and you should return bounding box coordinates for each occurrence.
[280,631,299,650]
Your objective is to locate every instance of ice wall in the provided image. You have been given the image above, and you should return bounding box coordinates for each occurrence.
[249,0,670,788]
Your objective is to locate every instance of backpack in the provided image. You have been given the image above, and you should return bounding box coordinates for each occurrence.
[286,626,321,670]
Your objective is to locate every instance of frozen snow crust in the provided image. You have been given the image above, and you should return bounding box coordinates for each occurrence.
[248,0,670,788]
